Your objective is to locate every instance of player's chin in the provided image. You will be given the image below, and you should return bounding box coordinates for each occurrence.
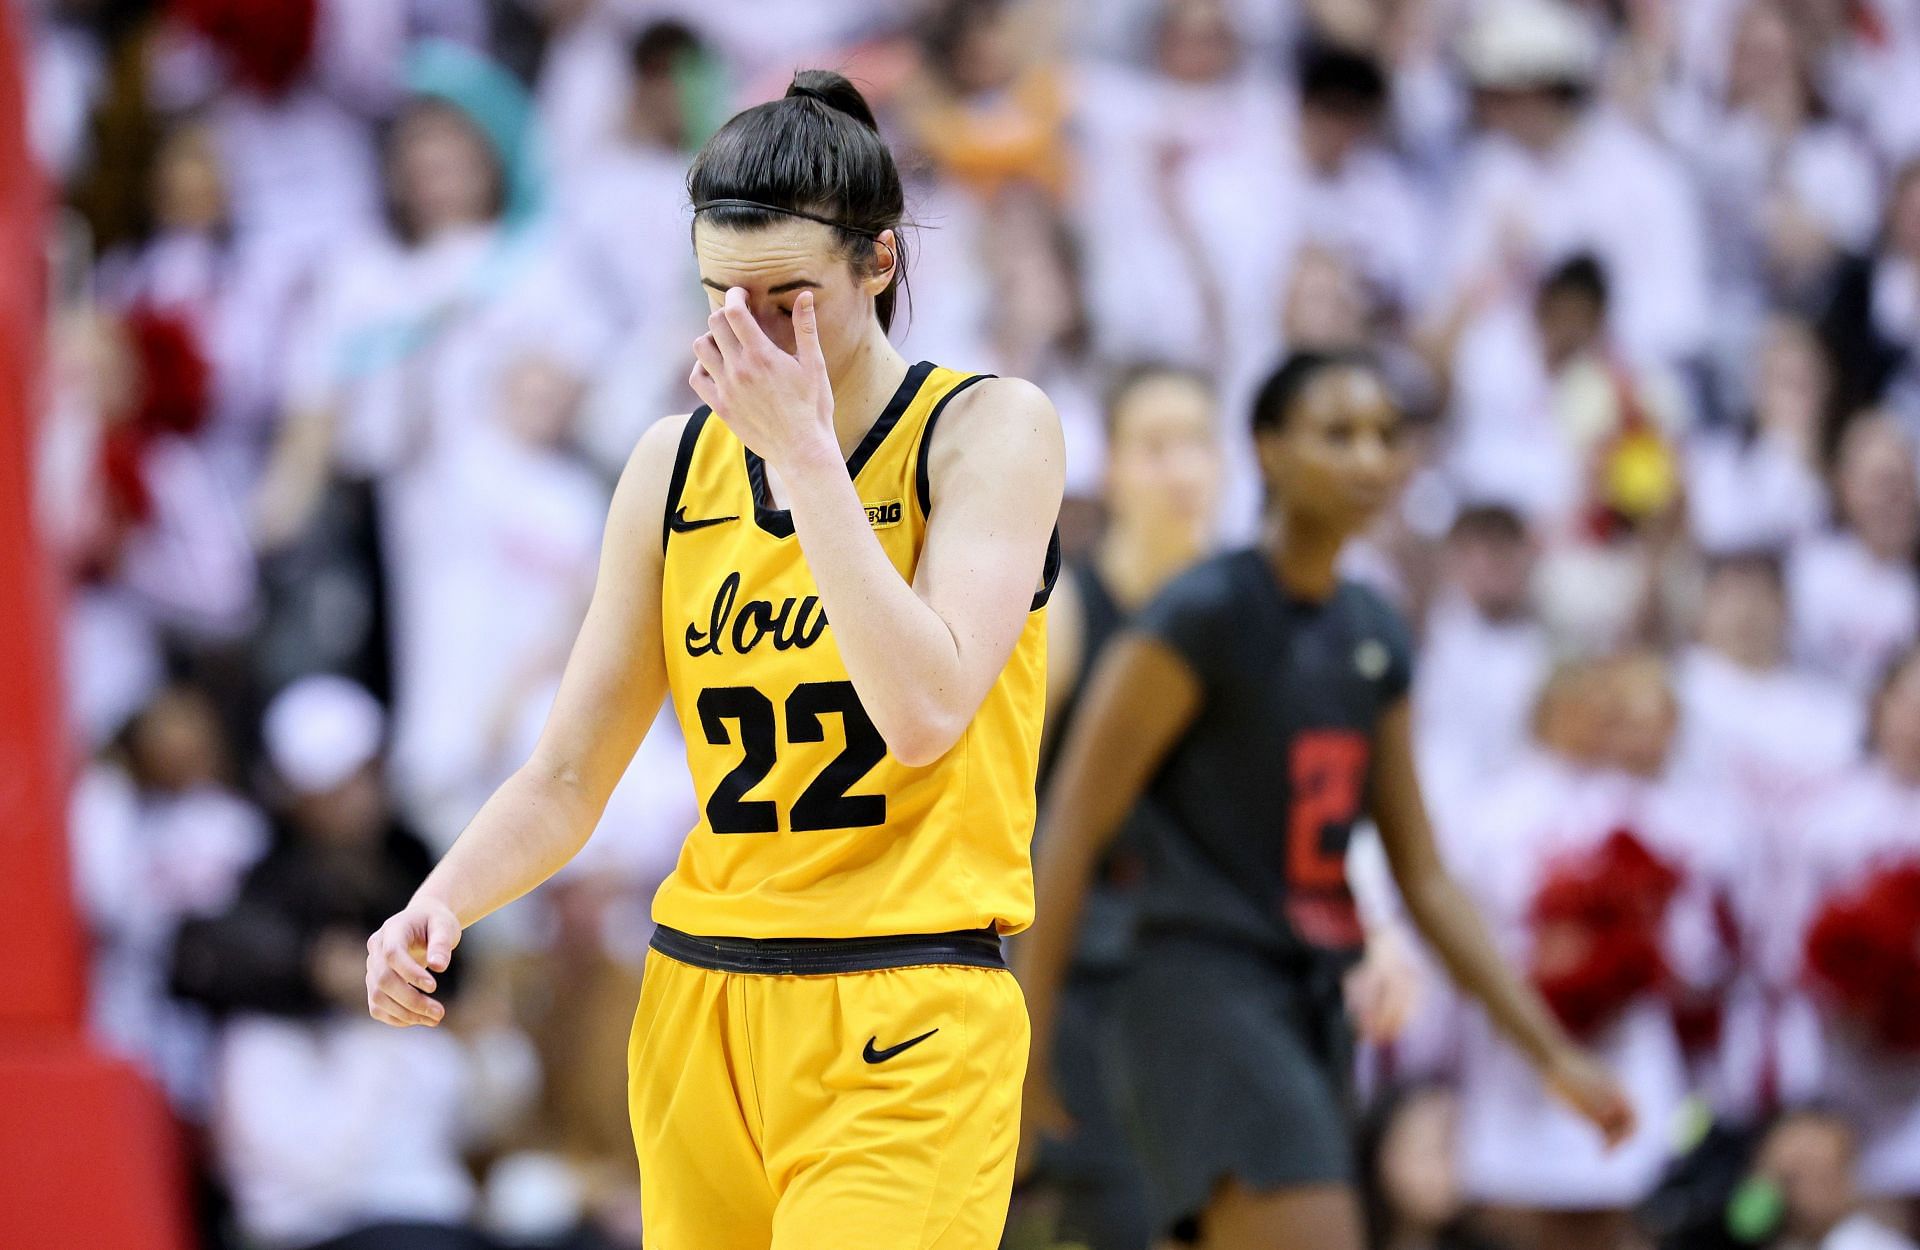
[1321,493,1388,534]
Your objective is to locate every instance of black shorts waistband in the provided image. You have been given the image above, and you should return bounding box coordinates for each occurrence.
[648,923,1007,975]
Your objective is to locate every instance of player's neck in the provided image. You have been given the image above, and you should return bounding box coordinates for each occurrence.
[1262,514,1342,602]
[826,334,912,460]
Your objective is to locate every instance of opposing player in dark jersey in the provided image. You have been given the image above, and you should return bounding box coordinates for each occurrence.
[1021,364,1223,1250]
[1013,352,1633,1250]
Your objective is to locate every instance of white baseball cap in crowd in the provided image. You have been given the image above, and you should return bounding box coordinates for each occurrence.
[1461,0,1601,89]
[262,674,385,795]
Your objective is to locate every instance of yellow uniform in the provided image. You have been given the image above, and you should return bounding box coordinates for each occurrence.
[630,362,1056,1250]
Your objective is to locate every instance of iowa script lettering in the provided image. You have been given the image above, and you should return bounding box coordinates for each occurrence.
[686,572,829,657]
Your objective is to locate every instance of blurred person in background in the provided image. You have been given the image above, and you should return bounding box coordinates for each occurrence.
[178,676,536,1250]
[1673,554,1860,1124]
[380,342,609,849]
[1787,413,1920,698]
[1413,503,1549,832]
[1821,160,1920,425]
[1359,1084,1510,1250]
[1660,0,1880,377]
[1439,251,1689,651]
[900,0,1071,204]
[95,117,287,503]
[1750,1109,1919,1250]
[894,5,1107,516]
[69,679,270,1120]
[1071,0,1296,379]
[1019,353,1631,1250]
[1432,0,1709,549]
[1686,315,1833,556]
[37,282,260,663]
[139,0,465,450]
[1791,648,1920,1236]
[558,18,719,475]
[264,41,600,842]
[261,38,553,548]
[1675,552,1861,822]
[1449,656,1738,1250]
[1288,41,1431,321]
[1014,363,1223,1250]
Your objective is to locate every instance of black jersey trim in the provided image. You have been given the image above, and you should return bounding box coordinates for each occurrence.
[744,360,936,540]
[909,373,1053,609]
[1031,526,1062,611]
[649,923,1006,975]
[661,408,711,553]
[912,371,993,516]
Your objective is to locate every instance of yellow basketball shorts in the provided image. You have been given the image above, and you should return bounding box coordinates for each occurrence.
[628,925,1030,1250]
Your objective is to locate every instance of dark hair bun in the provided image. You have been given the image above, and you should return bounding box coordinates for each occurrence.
[786,70,880,133]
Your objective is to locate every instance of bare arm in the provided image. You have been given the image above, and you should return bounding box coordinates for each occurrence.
[1370,698,1635,1142]
[792,376,1062,764]
[693,289,1065,765]
[1013,637,1200,1118]
[364,414,682,1027]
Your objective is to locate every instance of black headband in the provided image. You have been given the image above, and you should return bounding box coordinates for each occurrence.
[693,198,880,239]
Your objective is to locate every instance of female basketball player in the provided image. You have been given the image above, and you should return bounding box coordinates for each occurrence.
[1013,352,1633,1250]
[1027,365,1223,1250]
[365,72,1063,1250]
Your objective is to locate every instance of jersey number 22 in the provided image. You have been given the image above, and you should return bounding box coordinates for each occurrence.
[698,681,888,834]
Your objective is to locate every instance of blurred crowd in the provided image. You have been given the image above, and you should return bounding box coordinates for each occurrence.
[22,0,1920,1247]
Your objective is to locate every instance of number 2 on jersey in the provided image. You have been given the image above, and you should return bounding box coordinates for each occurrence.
[1284,730,1369,949]
[697,681,888,834]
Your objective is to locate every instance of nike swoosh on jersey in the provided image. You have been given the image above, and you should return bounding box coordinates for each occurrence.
[669,506,739,533]
[862,1027,939,1064]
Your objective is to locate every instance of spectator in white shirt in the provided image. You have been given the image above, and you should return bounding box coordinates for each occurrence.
[1789,650,1920,1212]
[1687,315,1832,556]
[1662,0,1880,371]
[1070,0,1296,378]
[1789,413,1920,697]
[1290,42,1432,318]
[1451,656,1738,1250]
[556,20,717,475]
[70,682,269,1119]
[384,348,610,847]
[1672,553,1861,1119]
[1415,503,1550,832]
[1677,552,1862,817]
[1438,0,1711,370]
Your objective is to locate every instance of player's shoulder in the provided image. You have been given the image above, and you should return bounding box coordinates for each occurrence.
[1331,578,1416,656]
[933,373,1061,443]
[1145,549,1263,621]
[920,371,1064,507]
[1332,577,1411,629]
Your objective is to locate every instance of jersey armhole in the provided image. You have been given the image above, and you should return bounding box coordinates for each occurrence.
[911,372,1054,609]
[1031,528,1062,611]
[912,373,993,518]
[661,408,711,554]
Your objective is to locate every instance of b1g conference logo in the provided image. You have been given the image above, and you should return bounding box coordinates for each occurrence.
[865,500,904,529]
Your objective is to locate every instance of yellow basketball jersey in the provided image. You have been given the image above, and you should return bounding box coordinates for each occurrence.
[651,362,1058,940]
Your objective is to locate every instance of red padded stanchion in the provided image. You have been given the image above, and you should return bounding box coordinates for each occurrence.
[0,8,193,1246]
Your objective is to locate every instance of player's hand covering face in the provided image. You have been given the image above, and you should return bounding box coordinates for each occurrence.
[689,220,896,467]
